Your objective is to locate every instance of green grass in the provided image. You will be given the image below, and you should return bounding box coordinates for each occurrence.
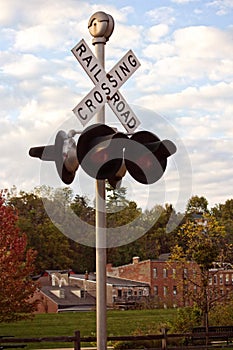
[0,309,176,348]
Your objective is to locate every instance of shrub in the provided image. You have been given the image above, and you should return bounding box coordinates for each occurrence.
[171,306,202,333]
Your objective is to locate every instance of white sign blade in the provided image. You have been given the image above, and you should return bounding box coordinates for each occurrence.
[72,39,141,129]
[107,91,140,133]
[106,50,141,91]
[71,39,105,85]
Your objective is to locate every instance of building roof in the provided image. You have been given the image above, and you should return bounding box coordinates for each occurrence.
[40,285,96,310]
[106,276,149,287]
[70,273,150,287]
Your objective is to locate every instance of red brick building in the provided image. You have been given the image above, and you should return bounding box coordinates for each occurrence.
[107,256,233,308]
[32,270,96,313]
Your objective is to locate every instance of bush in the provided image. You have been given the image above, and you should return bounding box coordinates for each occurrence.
[171,306,202,333]
[210,300,233,325]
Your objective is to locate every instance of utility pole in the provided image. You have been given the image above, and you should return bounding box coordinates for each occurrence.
[88,12,114,350]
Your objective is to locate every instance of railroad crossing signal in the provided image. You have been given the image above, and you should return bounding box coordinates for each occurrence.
[71,39,141,133]
[125,131,176,184]
[76,123,176,187]
[76,123,127,188]
[29,131,78,185]
[29,35,177,188]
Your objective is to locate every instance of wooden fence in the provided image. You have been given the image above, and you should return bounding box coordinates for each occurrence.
[0,328,233,349]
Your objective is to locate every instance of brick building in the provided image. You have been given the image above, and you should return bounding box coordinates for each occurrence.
[107,256,233,308]
[70,272,150,309]
[32,259,233,312]
[32,270,96,313]
[32,269,150,312]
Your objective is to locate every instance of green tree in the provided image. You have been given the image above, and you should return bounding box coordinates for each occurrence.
[211,199,233,262]
[171,214,226,329]
[209,297,233,326]
[137,204,179,261]
[172,306,202,333]
[0,194,38,322]
[105,186,142,265]
[9,189,73,273]
[70,194,95,272]
[186,195,209,215]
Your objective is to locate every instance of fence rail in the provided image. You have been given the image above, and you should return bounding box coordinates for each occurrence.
[0,328,233,349]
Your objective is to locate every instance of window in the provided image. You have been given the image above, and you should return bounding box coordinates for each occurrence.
[214,275,217,285]
[138,290,143,296]
[209,276,212,285]
[153,268,158,279]
[172,269,176,278]
[194,285,197,294]
[183,268,188,279]
[163,286,168,296]
[163,268,168,278]
[219,274,223,285]
[226,274,229,284]
[173,286,177,295]
[154,286,158,295]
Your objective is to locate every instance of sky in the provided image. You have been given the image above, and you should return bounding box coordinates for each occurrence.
[1,0,233,213]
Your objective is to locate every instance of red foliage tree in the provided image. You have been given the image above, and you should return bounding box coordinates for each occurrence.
[0,194,38,322]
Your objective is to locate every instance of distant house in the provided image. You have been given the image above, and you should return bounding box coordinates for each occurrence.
[32,270,95,313]
[32,269,150,312]
[70,272,150,309]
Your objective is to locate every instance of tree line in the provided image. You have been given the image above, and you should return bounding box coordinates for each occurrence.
[4,186,233,274]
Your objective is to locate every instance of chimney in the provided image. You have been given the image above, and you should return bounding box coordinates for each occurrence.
[59,289,65,298]
[106,263,113,273]
[133,256,140,264]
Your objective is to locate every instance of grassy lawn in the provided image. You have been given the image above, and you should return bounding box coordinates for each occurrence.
[0,309,176,348]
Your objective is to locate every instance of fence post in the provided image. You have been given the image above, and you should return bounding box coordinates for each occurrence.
[161,327,168,350]
[74,330,81,350]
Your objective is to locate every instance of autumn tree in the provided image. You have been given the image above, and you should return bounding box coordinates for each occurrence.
[186,195,209,215]
[9,190,74,273]
[138,203,180,260]
[211,199,233,262]
[171,214,226,330]
[0,193,38,322]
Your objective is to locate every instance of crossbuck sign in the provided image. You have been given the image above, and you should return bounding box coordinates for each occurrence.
[72,39,141,133]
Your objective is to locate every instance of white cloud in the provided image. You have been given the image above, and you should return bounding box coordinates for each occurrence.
[137,25,233,95]
[146,7,176,25]
[137,81,233,115]
[174,26,233,58]
[171,0,198,3]
[207,0,233,16]
[2,53,48,78]
[147,24,170,43]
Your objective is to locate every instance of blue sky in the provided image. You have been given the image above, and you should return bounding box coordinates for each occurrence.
[0,0,233,212]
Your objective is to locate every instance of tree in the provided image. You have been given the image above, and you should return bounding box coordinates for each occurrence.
[105,186,143,265]
[211,199,233,262]
[186,195,209,215]
[9,190,74,273]
[136,204,180,261]
[0,194,38,322]
[171,214,226,330]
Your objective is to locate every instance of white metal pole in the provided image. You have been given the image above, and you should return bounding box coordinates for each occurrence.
[94,37,107,350]
[88,13,114,350]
